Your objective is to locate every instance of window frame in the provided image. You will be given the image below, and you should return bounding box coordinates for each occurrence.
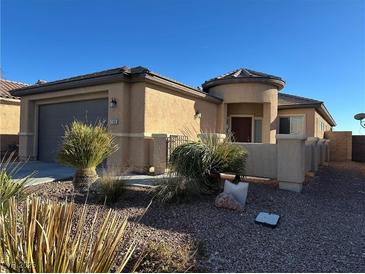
[278,114,306,135]
[254,117,263,143]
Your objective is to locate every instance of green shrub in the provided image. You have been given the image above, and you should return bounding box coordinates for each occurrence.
[0,196,138,272]
[0,153,32,214]
[157,133,247,202]
[58,120,118,192]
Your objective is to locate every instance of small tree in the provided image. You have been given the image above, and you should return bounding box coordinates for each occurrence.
[58,120,118,192]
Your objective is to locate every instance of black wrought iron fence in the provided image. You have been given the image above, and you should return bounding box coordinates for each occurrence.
[166,134,189,163]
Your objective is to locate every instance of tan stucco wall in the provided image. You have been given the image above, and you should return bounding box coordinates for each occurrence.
[144,83,218,139]
[227,103,263,117]
[207,83,278,143]
[314,111,332,138]
[0,100,20,155]
[0,101,20,134]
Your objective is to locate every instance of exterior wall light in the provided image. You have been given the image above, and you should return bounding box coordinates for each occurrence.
[194,111,202,119]
[354,113,365,128]
[110,98,117,108]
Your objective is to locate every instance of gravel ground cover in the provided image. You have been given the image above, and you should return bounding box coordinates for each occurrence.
[26,162,365,272]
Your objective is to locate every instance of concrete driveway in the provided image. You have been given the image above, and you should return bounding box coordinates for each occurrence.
[6,161,75,186]
[5,161,163,187]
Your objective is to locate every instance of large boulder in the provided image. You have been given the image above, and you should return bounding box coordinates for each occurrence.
[215,192,244,211]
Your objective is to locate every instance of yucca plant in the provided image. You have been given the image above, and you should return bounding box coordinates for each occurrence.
[0,196,136,273]
[58,120,118,192]
[156,133,247,202]
[0,152,33,214]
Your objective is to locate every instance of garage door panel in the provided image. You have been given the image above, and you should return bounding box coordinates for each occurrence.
[38,98,108,162]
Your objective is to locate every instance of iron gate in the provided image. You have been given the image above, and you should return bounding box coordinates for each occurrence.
[167,135,189,163]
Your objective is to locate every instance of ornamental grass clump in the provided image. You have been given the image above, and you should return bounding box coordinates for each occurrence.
[0,196,137,273]
[0,153,33,214]
[155,133,248,202]
[58,120,118,192]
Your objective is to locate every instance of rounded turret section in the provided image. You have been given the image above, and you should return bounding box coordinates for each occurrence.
[202,68,285,104]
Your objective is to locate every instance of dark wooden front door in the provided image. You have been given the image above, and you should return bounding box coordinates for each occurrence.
[231,117,252,142]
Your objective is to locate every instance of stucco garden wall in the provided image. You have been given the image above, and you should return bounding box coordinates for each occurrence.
[324,131,352,161]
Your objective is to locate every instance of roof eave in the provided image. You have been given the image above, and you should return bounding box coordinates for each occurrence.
[279,103,336,126]
[202,77,285,91]
[9,69,222,104]
[318,103,336,126]
[135,73,223,103]
[10,72,130,97]
[0,97,21,103]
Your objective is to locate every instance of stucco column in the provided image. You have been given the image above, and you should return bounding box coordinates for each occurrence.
[150,134,168,174]
[324,139,330,163]
[305,137,319,172]
[262,102,277,144]
[318,139,326,165]
[19,99,36,161]
[216,103,227,133]
[277,134,306,192]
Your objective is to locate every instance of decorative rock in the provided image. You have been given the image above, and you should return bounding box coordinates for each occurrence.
[215,192,244,211]
[224,180,249,205]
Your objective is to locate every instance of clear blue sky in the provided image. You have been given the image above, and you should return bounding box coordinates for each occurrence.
[1,0,364,133]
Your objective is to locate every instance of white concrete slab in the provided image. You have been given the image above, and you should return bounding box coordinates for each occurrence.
[4,161,75,186]
[255,212,280,228]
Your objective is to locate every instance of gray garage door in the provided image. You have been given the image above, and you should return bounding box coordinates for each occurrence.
[38,98,108,162]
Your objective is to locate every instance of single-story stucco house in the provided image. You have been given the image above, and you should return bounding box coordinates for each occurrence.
[0,79,28,156]
[10,66,335,172]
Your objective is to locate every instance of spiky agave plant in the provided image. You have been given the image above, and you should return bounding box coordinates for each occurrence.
[163,132,247,200]
[58,120,118,192]
[0,196,137,273]
[0,152,33,214]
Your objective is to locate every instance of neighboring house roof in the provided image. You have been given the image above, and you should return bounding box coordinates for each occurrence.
[202,68,286,90]
[10,66,222,103]
[0,79,28,100]
[279,92,336,126]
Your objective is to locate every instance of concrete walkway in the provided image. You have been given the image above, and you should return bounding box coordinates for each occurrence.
[4,161,167,187]
[5,161,75,186]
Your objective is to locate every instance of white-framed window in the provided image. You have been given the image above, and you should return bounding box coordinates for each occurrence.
[320,121,325,132]
[254,118,262,143]
[279,115,305,135]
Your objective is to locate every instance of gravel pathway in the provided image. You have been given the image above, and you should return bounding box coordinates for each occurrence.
[27,161,365,272]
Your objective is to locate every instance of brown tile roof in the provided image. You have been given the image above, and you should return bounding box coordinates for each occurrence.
[202,68,285,90]
[278,92,322,106]
[206,68,284,82]
[279,92,336,126]
[10,66,222,103]
[0,79,29,99]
